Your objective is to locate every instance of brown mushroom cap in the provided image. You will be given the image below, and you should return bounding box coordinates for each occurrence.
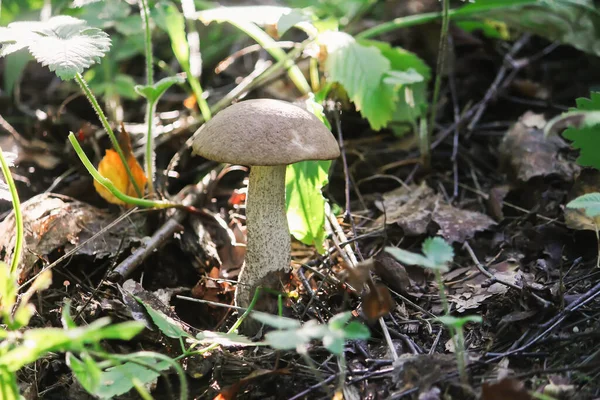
[192,99,340,166]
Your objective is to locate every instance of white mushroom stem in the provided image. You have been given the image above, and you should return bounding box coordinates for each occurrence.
[234,165,291,308]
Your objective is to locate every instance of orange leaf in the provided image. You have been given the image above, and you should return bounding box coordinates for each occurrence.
[94,128,147,206]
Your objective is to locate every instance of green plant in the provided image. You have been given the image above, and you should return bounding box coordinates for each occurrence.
[386,237,482,383]
[0,150,23,274]
[565,193,600,268]
[0,15,183,209]
[0,260,183,400]
[252,311,370,388]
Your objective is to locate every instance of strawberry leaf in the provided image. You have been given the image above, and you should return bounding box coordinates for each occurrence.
[0,16,110,80]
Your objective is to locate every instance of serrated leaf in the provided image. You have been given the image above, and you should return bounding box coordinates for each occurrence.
[0,16,111,80]
[422,237,454,266]
[286,160,330,253]
[385,246,434,269]
[320,31,396,130]
[567,193,600,217]
[550,92,600,169]
[361,40,431,135]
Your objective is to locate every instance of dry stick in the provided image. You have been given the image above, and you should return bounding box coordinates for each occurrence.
[325,204,399,362]
[467,33,531,132]
[108,170,217,281]
[463,241,522,291]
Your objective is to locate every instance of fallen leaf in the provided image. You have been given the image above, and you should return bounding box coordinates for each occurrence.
[564,169,600,231]
[432,203,496,243]
[373,182,495,242]
[482,378,533,400]
[499,111,578,182]
[362,284,395,321]
[446,259,521,312]
[214,369,289,400]
[94,127,147,206]
[0,193,144,282]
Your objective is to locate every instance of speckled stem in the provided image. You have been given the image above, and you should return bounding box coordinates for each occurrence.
[234,165,291,308]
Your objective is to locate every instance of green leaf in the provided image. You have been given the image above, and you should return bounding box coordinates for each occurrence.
[322,330,345,355]
[197,5,291,27]
[328,311,352,331]
[0,16,111,80]
[135,75,185,103]
[385,246,434,269]
[437,315,482,329]
[3,52,31,96]
[286,160,330,253]
[361,40,431,135]
[97,358,171,399]
[195,331,256,347]
[422,237,454,266]
[277,9,314,36]
[458,0,600,57]
[343,321,370,340]
[549,92,600,169]
[252,312,301,329]
[0,367,19,400]
[567,193,600,217]
[135,296,191,339]
[264,329,310,351]
[320,31,396,130]
[68,352,102,394]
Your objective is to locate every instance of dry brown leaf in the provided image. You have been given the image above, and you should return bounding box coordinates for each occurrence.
[432,203,496,243]
[0,193,143,282]
[499,111,578,182]
[482,378,533,400]
[94,127,147,206]
[373,182,495,242]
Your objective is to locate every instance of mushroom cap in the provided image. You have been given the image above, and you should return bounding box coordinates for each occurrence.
[192,99,340,166]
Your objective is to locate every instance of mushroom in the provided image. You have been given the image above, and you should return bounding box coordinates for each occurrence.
[192,99,340,309]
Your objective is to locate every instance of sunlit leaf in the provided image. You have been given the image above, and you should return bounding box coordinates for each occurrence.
[0,16,111,80]
[286,160,330,253]
[567,193,600,218]
[252,312,301,329]
[68,352,102,393]
[320,31,395,130]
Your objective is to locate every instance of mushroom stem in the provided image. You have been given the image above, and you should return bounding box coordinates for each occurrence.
[234,165,291,308]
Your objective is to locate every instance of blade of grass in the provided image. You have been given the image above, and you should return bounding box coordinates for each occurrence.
[0,148,23,274]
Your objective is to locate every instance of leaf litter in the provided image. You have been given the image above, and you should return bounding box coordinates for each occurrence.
[4,2,600,399]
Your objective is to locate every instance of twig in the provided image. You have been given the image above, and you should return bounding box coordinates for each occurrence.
[463,241,522,291]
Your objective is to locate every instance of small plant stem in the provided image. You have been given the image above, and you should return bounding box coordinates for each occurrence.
[426,0,450,168]
[139,0,153,88]
[139,0,156,195]
[356,1,536,39]
[0,148,23,274]
[337,355,347,392]
[454,327,468,384]
[74,73,143,198]
[68,133,174,209]
[434,269,450,315]
[227,20,311,95]
[595,224,600,268]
